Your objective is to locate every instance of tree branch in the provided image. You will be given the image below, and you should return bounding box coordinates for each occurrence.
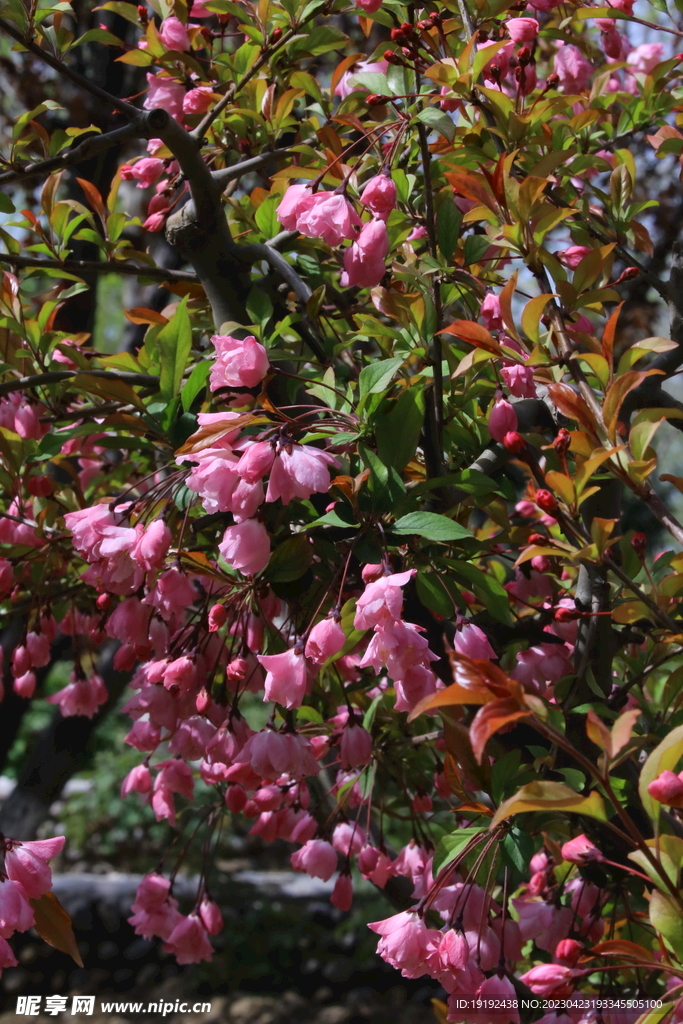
[211,148,296,188]
[0,124,138,188]
[0,252,197,283]
[0,368,159,398]
[0,16,140,121]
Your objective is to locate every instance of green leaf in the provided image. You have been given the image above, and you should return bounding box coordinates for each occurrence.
[254,195,280,239]
[358,442,406,512]
[393,512,471,542]
[0,193,15,213]
[415,572,457,617]
[448,561,512,625]
[415,107,456,143]
[433,828,487,875]
[436,200,461,262]
[650,891,683,960]
[502,826,535,876]
[181,360,211,412]
[374,383,425,471]
[463,235,492,266]
[358,357,403,399]
[157,296,191,403]
[640,723,683,821]
[265,535,313,582]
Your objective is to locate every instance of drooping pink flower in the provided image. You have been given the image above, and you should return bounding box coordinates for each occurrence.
[507,16,539,41]
[340,219,389,288]
[475,975,520,1023]
[561,834,605,863]
[332,821,366,857]
[120,157,165,189]
[361,175,397,221]
[437,929,469,971]
[453,622,496,660]
[354,570,414,629]
[25,631,50,667]
[0,878,35,937]
[358,846,393,888]
[520,964,576,997]
[129,873,183,941]
[355,0,382,10]
[331,872,353,911]
[557,245,592,269]
[183,87,214,115]
[159,15,190,50]
[305,617,346,664]
[165,913,214,964]
[369,911,440,979]
[4,837,65,899]
[143,190,170,232]
[239,730,320,779]
[198,897,223,936]
[219,520,270,575]
[488,397,518,442]
[144,74,186,120]
[134,518,172,570]
[480,292,503,331]
[121,764,152,799]
[276,184,316,230]
[256,648,308,708]
[553,45,593,92]
[502,362,536,398]
[296,192,361,246]
[209,334,269,390]
[46,672,108,718]
[339,721,373,769]
[237,441,275,483]
[13,672,36,698]
[291,839,338,881]
[512,898,573,953]
[647,770,683,807]
[266,445,338,505]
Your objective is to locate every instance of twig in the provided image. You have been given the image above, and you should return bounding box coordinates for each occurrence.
[0,369,159,398]
[0,16,140,121]
[211,148,297,188]
[0,124,138,188]
[0,253,197,283]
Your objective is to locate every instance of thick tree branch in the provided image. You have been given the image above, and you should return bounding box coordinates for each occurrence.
[0,252,197,282]
[211,148,296,188]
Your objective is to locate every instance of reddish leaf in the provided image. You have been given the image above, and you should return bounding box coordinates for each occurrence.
[589,940,656,963]
[124,307,169,326]
[76,177,107,223]
[443,171,499,214]
[30,892,83,967]
[547,382,598,434]
[408,680,496,721]
[470,698,531,762]
[438,319,502,355]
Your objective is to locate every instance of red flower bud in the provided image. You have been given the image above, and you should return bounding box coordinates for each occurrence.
[391,27,408,43]
[503,431,525,452]
[535,489,557,513]
[417,19,432,30]
[554,606,581,622]
[631,531,647,559]
[528,532,546,545]
[366,93,388,106]
[517,45,531,63]
[546,72,560,86]
[384,49,402,64]
[96,593,111,611]
[553,427,572,454]
[270,26,282,42]
[137,4,148,23]
[400,21,414,35]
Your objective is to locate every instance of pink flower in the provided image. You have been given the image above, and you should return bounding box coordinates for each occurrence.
[5,837,65,899]
[511,643,572,694]
[512,898,573,953]
[332,821,365,857]
[553,45,593,92]
[520,964,575,997]
[475,976,520,1022]
[355,0,382,10]
[143,190,170,232]
[502,362,536,398]
[257,648,308,708]
[305,617,346,664]
[602,26,627,59]
[46,672,108,717]
[0,558,12,594]
[627,42,664,75]
[488,398,518,442]
[121,764,152,799]
[358,846,393,887]
[26,631,50,667]
[557,245,592,269]
[165,913,214,964]
[361,175,397,222]
[369,911,440,979]
[507,16,539,41]
[144,74,186,120]
[561,834,605,863]
[198,897,223,935]
[266,444,338,505]
[219,520,270,575]
[331,872,353,911]
[291,839,338,881]
[276,184,315,230]
[14,672,36,698]
[209,333,269,391]
[134,518,172,570]
[408,224,428,241]
[296,192,361,246]
[481,292,503,331]
[340,219,389,288]
[339,721,373,769]
[120,157,165,189]
[183,87,214,114]
[437,929,469,970]
[647,770,683,807]
[129,874,183,941]
[453,622,496,659]
[159,16,190,50]
[354,570,414,629]
[239,730,320,779]
[237,441,275,482]
[0,878,35,937]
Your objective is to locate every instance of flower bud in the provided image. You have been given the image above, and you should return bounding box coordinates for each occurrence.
[208,603,228,631]
[631,531,647,559]
[553,427,572,454]
[503,431,525,452]
[647,770,683,807]
[535,489,557,513]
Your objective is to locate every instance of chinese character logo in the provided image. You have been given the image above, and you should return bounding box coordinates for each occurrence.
[16,996,41,1015]
[71,997,95,1015]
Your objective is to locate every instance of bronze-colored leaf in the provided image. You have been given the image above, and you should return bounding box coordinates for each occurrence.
[30,892,83,967]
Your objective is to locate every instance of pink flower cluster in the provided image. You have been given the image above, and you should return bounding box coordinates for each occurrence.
[128,873,222,964]
[0,836,65,971]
